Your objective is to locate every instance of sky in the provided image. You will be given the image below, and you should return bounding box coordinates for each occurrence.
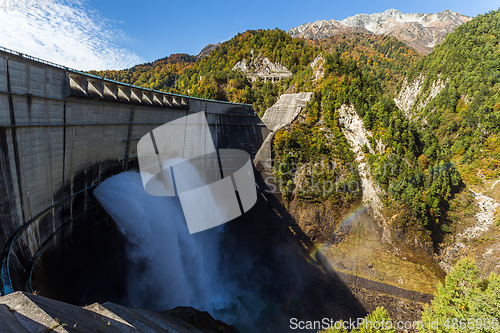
[0,0,498,70]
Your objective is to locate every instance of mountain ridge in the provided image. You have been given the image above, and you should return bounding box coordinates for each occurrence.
[288,9,472,54]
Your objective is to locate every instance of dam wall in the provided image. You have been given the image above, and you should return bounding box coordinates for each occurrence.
[0,47,269,303]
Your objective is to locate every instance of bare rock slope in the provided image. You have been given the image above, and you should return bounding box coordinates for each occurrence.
[338,104,391,243]
[196,42,221,59]
[233,53,292,82]
[394,75,447,119]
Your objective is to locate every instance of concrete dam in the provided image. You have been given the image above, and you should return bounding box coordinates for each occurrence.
[0,46,270,306]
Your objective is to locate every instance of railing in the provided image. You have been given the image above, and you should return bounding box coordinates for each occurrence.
[0,45,69,71]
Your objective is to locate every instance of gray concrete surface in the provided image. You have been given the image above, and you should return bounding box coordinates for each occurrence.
[0,291,211,332]
[0,292,67,332]
[260,92,312,132]
[254,92,312,174]
[0,304,29,332]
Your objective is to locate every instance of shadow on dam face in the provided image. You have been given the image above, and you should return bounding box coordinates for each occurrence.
[24,162,366,333]
[24,161,130,306]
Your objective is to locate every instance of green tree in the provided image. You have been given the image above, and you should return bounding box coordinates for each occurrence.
[420,258,500,333]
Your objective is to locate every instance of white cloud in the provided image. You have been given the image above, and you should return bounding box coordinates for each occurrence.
[0,0,143,70]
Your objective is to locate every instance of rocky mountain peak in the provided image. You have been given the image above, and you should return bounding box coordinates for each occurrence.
[196,42,221,59]
[288,9,472,55]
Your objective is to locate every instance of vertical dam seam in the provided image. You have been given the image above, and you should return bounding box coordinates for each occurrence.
[6,59,26,225]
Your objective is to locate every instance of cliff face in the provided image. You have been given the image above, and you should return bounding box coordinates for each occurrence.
[338,104,391,243]
[309,54,325,81]
[288,9,472,55]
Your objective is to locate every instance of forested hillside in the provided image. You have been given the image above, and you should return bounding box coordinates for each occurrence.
[93,30,321,114]
[274,49,462,249]
[92,31,420,114]
[404,10,500,187]
[310,33,423,91]
[89,53,197,93]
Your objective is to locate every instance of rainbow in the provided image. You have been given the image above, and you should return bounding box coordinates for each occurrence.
[304,204,368,268]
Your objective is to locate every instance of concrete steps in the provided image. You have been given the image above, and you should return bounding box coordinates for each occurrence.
[0,291,223,333]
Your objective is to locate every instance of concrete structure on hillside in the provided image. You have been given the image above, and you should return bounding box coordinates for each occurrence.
[260,92,313,132]
[0,47,269,304]
[254,92,312,172]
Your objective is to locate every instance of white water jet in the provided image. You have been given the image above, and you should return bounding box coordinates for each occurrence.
[94,167,230,314]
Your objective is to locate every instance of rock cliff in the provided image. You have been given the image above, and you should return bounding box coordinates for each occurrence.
[394,75,447,119]
[338,104,390,243]
[232,54,292,82]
